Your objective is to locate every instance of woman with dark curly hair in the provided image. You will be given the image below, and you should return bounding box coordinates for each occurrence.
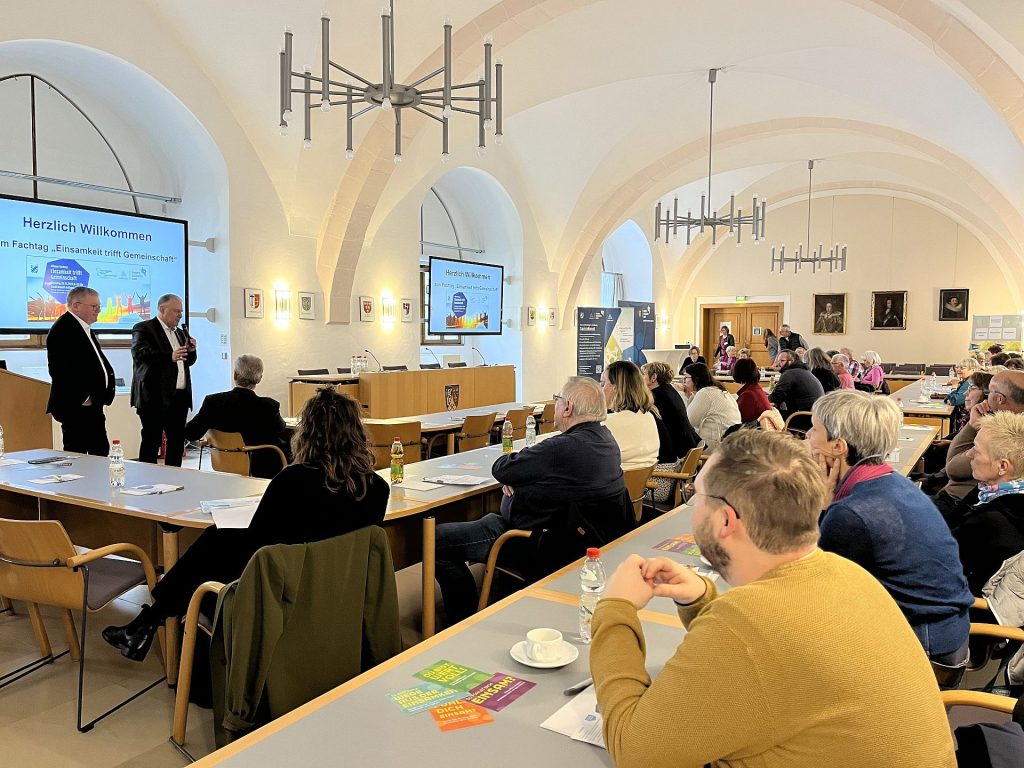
[102,387,390,661]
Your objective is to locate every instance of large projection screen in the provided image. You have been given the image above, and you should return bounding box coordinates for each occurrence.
[427,255,504,336]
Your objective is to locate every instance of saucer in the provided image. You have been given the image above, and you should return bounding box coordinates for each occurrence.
[510,640,579,669]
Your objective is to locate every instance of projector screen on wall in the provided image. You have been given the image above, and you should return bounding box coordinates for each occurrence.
[0,194,188,334]
[428,255,504,336]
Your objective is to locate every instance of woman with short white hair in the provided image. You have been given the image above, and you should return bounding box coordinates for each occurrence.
[938,358,980,409]
[857,350,885,392]
[808,390,973,667]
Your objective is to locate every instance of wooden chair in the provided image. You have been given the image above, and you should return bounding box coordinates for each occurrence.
[623,464,656,523]
[0,518,166,732]
[501,407,534,440]
[476,529,534,612]
[536,402,556,434]
[296,368,329,375]
[783,411,813,437]
[202,429,287,477]
[364,421,423,471]
[456,414,497,452]
[649,447,704,509]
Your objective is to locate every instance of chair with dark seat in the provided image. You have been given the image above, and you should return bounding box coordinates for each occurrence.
[420,363,441,370]
[447,361,467,368]
[783,411,813,437]
[382,365,408,372]
[202,429,288,478]
[0,518,166,732]
[455,414,497,452]
[364,421,423,470]
[337,367,351,374]
[894,363,925,374]
[880,362,897,374]
[297,368,330,376]
[926,365,954,376]
[536,402,556,434]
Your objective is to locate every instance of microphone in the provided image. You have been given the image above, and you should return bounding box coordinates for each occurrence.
[426,347,442,367]
[364,348,383,371]
[473,347,488,366]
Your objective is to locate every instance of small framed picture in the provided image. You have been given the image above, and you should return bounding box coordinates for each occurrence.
[359,295,375,322]
[527,306,537,326]
[243,288,264,319]
[939,289,969,321]
[871,291,907,330]
[401,299,414,322]
[813,293,847,335]
[297,292,315,320]
[548,307,557,326]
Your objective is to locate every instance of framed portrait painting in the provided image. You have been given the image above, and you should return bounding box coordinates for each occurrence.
[812,293,846,335]
[871,291,907,330]
[939,289,969,321]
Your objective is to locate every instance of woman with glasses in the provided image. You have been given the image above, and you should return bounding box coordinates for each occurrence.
[679,345,706,374]
[680,363,740,450]
[920,372,992,487]
[935,358,979,409]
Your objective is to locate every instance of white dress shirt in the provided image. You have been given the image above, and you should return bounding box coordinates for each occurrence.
[161,322,187,389]
[71,311,110,388]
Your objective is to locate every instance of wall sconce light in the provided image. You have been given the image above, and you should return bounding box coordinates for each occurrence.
[274,289,291,322]
[381,295,397,324]
[538,306,549,325]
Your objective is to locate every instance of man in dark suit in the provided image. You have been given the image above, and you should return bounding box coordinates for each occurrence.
[184,354,290,478]
[45,286,116,455]
[131,293,197,466]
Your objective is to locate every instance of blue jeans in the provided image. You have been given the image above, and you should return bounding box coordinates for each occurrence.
[435,512,510,624]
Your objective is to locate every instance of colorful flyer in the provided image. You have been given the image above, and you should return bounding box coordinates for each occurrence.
[465,673,536,712]
[387,683,466,715]
[415,660,493,691]
[429,700,495,732]
[653,533,701,557]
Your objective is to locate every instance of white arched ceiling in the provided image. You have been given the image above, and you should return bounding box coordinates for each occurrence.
[600,220,652,304]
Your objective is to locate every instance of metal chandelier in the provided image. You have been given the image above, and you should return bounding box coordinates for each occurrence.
[770,159,848,274]
[278,0,503,163]
[654,68,765,246]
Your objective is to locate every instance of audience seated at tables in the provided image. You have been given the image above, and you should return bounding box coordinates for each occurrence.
[184,354,291,479]
[641,361,700,459]
[737,347,751,360]
[939,358,979,407]
[949,410,1024,594]
[680,345,706,373]
[806,347,840,393]
[589,430,957,768]
[732,358,772,424]
[717,345,739,372]
[102,387,390,661]
[769,350,824,416]
[808,390,972,668]
[920,371,991,481]
[793,346,808,363]
[1007,357,1024,371]
[434,377,624,623]
[856,350,887,392]
[601,360,661,471]
[840,346,861,379]
[830,353,856,389]
[680,363,741,450]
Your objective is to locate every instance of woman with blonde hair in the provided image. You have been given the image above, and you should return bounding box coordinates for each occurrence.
[601,360,663,470]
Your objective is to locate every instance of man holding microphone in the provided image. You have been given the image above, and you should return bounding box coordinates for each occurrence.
[130,293,197,466]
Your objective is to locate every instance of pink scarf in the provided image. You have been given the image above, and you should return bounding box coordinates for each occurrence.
[833,463,893,502]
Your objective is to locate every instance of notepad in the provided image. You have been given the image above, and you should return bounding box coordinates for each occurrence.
[423,475,487,486]
[121,484,184,496]
[29,474,83,484]
[200,497,261,529]
[540,687,605,748]
[398,479,445,492]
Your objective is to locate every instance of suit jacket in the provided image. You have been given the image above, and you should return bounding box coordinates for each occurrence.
[185,387,290,478]
[45,312,115,423]
[130,317,197,412]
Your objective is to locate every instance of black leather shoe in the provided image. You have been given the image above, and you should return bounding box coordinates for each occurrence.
[102,606,158,662]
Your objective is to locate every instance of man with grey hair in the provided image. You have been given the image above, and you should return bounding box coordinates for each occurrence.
[434,376,624,622]
[184,354,289,478]
[45,286,116,454]
[829,353,855,389]
[130,293,197,466]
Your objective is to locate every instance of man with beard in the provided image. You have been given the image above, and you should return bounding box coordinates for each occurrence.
[769,349,824,416]
[587,430,956,768]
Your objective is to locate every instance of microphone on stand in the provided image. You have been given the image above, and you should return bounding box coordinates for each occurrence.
[473,348,488,366]
[364,348,383,371]
[426,347,443,367]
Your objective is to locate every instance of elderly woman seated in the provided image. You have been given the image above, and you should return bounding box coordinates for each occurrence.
[717,346,739,373]
[807,389,973,669]
[856,350,886,392]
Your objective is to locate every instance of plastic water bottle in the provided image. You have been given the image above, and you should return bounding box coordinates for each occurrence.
[578,548,606,644]
[895,397,903,412]
[501,418,514,454]
[948,366,956,379]
[108,440,125,488]
[929,372,938,393]
[389,438,404,484]
[525,415,537,447]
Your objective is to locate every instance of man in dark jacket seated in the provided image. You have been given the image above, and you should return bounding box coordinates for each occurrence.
[435,376,624,623]
[185,354,290,478]
[770,350,825,416]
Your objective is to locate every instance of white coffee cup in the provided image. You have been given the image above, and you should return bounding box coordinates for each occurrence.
[526,628,563,662]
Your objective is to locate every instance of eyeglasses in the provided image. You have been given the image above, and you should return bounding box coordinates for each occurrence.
[552,393,570,406]
[989,389,1007,401]
[696,492,742,519]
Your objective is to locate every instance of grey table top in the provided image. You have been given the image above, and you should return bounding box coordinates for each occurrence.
[891,379,954,415]
[208,595,684,768]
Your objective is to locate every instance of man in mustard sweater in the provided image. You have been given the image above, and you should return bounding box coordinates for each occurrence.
[590,429,956,768]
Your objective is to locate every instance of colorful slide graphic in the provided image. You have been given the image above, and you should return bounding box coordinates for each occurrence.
[428,256,503,336]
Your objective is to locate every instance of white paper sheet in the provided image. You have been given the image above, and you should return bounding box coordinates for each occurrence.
[121,483,184,496]
[200,497,262,529]
[29,474,83,484]
[540,687,605,748]
[396,479,445,492]
[0,458,25,467]
[423,475,488,486]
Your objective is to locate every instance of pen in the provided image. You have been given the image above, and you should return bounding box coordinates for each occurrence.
[563,677,593,696]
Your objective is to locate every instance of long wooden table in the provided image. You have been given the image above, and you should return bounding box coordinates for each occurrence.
[890,379,955,434]
[366,401,548,454]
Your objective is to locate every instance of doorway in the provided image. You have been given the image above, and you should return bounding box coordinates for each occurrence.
[701,302,784,368]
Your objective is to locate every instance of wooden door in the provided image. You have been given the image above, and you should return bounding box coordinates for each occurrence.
[701,303,783,368]
[747,307,781,367]
[705,309,743,362]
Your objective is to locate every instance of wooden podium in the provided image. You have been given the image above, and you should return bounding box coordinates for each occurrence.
[0,369,53,451]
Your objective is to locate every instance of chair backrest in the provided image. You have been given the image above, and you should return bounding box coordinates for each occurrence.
[537,488,635,570]
[419,363,441,370]
[536,402,556,434]
[337,367,351,374]
[503,407,533,439]
[623,464,656,523]
[382,365,408,372]
[679,446,703,477]
[895,363,924,374]
[364,421,422,470]
[297,368,329,376]
[783,411,813,437]
[880,362,897,374]
[0,518,83,610]
[926,365,953,376]
[206,429,253,476]
[447,361,467,368]
[457,413,497,452]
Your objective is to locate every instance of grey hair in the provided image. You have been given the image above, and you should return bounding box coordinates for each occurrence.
[562,376,606,421]
[957,357,980,372]
[157,293,182,309]
[67,286,98,304]
[233,354,264,388]
[861,350,882,366]
[830,353,850,369]
[812,389,900,463]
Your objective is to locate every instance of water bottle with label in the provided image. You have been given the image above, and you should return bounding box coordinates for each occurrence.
[389,438,404,484]
[524,414,536,447]
[108,440,125,488]
[501,418,514,454]
[578,548,606,643]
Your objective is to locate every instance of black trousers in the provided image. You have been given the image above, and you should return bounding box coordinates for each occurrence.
[59,403,110,456]
[138,390,190,466]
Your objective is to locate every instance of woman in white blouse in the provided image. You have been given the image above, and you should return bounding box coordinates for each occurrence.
[600,360,661,470]
[680,362,741,450]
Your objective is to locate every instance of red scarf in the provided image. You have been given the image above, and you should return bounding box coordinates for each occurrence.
[833,463,893,502]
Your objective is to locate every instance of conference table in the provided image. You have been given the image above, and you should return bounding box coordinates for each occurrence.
[890,378,955,434]
[366,401,548,454]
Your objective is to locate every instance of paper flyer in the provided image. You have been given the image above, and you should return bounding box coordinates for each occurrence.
[652,533,701,557]
[415,660,493,692]
[429,700,494,732]
[387,683,467,715]
[465,673,536,712]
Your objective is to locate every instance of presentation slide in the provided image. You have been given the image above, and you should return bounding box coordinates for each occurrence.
[0,195,187,333]
[428,256,503,336]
